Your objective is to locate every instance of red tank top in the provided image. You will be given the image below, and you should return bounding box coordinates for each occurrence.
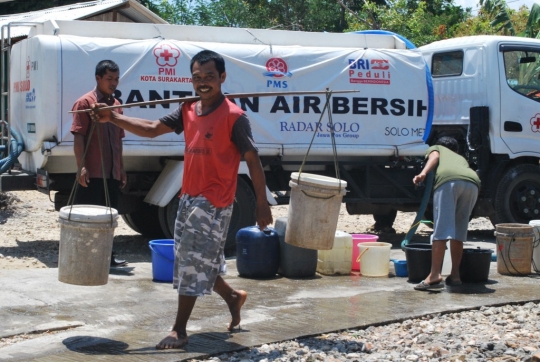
[181,99,244,208]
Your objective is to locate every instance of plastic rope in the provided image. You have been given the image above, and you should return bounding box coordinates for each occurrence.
[533,233,540,274]
[407,220,434,233]
[297,89,344,191]
[95,119,114,226]
[325,92,341,184]
[66,117,114,226]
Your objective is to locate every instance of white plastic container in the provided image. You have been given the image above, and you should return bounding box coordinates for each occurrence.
[529,220,540,273]
[58,205,118,286]
[359,242,392,277]
[316,230,352,275]
[286,173,347,250]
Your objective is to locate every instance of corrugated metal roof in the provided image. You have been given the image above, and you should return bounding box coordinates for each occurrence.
[0,0,167,40]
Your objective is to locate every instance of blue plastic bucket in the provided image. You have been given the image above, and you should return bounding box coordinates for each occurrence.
[391,259,408,277]
[149,239,174,282]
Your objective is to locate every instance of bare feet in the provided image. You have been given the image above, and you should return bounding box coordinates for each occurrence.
[227,290,247,331]
[156,331,188,350]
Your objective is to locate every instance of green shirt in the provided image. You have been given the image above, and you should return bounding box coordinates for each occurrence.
[427,145,481,190]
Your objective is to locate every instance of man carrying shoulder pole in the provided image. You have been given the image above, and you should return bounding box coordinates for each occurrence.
[91,50,273,349]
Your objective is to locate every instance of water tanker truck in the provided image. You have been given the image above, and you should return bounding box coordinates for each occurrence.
[1,20,539,253]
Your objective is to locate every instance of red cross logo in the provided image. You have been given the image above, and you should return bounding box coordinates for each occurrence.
[530,114,540,133]
[153,43,181,67]
[160,49,173,62]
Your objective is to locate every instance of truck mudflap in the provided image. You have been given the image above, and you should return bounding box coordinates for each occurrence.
[144,160,277,207]
[143,160,184,207]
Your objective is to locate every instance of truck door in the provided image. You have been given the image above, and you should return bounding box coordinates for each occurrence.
[499,43,540,155]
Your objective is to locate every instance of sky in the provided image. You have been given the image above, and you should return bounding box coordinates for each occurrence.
[454,0,539,12]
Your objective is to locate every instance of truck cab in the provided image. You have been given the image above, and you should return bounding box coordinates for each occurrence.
[420,36,540,225]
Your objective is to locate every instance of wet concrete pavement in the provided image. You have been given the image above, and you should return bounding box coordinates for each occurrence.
[1,236,540,362]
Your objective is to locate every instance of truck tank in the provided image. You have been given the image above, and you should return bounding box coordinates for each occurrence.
[5,20,434,252]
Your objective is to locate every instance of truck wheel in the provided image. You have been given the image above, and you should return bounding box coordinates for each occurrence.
[157,190,181,240]
[121,203,166,238]
[157,177,257,257]
[491,164,540,226]
[372,210,397,232]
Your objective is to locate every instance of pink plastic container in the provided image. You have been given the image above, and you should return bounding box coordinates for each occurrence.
[351,233,379,271]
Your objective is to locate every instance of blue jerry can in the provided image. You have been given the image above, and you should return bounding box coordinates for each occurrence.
[236,226,280,279]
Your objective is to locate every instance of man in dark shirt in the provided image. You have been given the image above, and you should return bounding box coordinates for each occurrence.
[71,59,127,267]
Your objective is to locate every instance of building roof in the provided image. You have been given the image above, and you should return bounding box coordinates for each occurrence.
[0,0,167,40]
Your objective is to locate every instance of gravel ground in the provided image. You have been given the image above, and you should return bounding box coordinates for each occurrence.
[189,302,540,362]
[4,190,540,361]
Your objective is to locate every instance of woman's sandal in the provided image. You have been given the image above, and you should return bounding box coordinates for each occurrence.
[414,280,444,291]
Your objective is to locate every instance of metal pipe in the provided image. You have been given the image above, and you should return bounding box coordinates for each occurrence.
[69,89,359,114]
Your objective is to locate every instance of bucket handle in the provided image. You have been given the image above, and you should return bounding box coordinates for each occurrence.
[301,190,338,200]
[356,247,369,263]
[149,244,175,262]
[494,231,532,238]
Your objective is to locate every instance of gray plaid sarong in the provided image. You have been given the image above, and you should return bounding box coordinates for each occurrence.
[173,194,233,296]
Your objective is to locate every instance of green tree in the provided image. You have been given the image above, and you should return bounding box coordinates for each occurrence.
[140,0,366,32]
[523,4,540,38]
[199,0,354,32]
[474,0,540,38]
[343,0,469,47]
[453,4,529,37]
[479,0,516,34]
[139,0,213,25]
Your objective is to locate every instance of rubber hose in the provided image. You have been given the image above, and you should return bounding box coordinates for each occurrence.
[401,171,434,249]
[349,30,417,49]
[0,126,25,174]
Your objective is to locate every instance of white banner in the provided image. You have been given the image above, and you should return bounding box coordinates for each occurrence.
[12,34,432,154]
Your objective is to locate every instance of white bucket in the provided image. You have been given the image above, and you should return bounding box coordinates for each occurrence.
[530,220,540,273]
[359,242,392,277]
[316,230,352,275]
[285,172,347,250]
[58,205,118,286]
